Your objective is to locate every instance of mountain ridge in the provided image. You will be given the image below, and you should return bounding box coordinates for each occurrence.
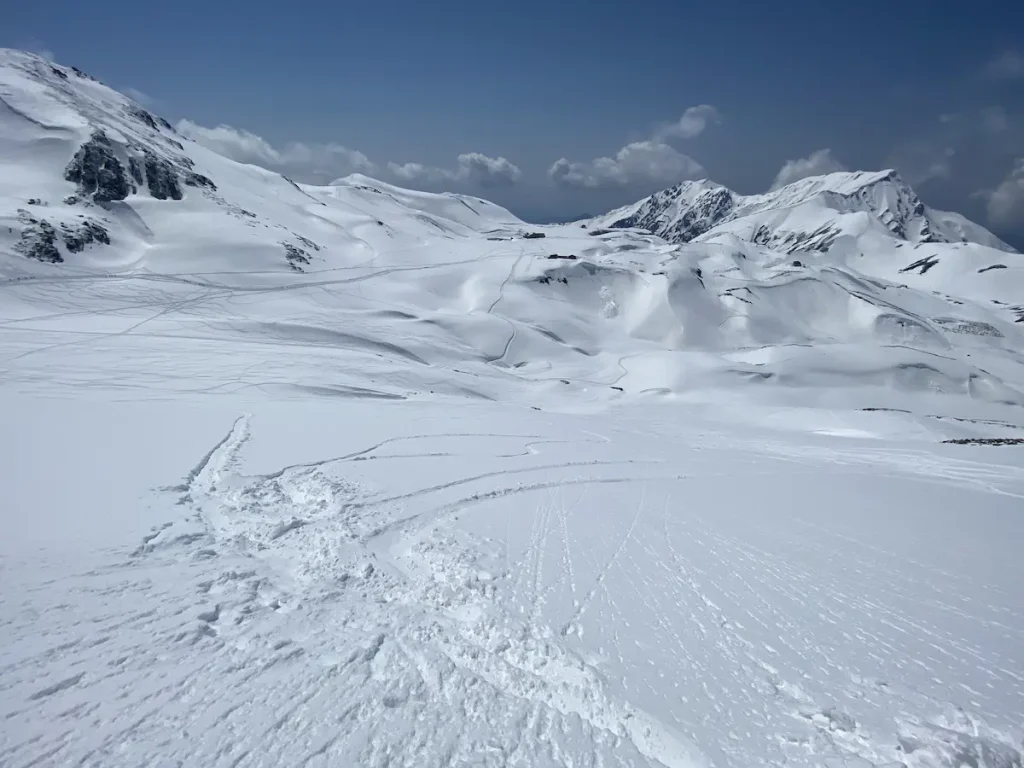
[593,169,1017,255]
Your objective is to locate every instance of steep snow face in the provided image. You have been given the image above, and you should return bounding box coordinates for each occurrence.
[596,169,1017,255]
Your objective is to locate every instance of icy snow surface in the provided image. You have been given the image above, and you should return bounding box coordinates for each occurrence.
[1,49,1024,768]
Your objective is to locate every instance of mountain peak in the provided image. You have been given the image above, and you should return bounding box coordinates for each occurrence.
[596,168,1015,255]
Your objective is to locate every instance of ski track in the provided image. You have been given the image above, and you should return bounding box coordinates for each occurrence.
[3,415,1022,768]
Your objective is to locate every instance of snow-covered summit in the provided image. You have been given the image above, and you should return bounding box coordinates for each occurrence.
[595,168,1016,254]
[0,49,523,274]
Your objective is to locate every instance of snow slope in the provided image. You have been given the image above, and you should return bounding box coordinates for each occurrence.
[2,49,1024,768]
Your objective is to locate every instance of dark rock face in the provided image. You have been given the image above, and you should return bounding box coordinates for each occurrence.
[14,209,112,263]
[184,172,216,191]
[523,232,546,239]
[143,152,182,200]
[14,210,62,263]
[295,235,321,252]
[943,438,1024,446]
[901,255,940,275]
[128,156,144,186]
[65,132,130,202]
[751,223,841,254]
[50,66,69,81]
[60,220,110,253]
[979,264,1007,273]
[284,243,311,270]
[665,188,735,242]
[128,106,159,130]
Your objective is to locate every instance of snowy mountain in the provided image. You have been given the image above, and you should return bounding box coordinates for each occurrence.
[595,170,1017,255]
[3,49,1024,768]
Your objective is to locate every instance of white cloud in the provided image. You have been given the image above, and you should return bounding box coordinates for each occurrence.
[886,141,956,186]
[770,148,847,190]
[388,162,448,184]
[455,152,522,187]
[984,159,1024,225]
[654,105,722,141]
[548,105,717,190]
[387,153,521,188]
[23,41,55,62]
[176,119,375,184]
[981,106,1010,134]
[984,50,1024,80]
[549,141,705,188]
[124,87,157,107]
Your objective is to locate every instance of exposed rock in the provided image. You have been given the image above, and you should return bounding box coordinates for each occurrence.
[283,243,311,270]
[27,198,44,206]
[943,438,1024,446]
[128,156,144,186]
[143,152,182,200]
[547,254,577,260]
[523,232,546,239]
[901,255,940,275]
[128,105,159,131]
[932,318,1003,337]
[14,210,62,263]
[63,194,80,206]
[65,131,130,202]
[158,116,174,132]
[184,172,216,191]
[49,66,68,81]
[979,264,1007,273]
[60,220,110,253]
[295,235,321,252]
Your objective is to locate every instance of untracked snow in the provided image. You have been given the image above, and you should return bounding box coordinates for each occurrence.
[1,49,1023,768]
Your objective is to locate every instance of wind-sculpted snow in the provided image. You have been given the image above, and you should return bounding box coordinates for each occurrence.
[2,47,1024,768]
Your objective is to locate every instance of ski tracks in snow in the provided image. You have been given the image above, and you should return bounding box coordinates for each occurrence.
[4,413,1023,768]
[2,414,712,767]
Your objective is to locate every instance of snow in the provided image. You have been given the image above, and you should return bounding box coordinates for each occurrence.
[2,49,1024,768]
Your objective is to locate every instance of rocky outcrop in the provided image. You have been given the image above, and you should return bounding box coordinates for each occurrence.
[750,223,841,253]
[184,172,216,191]
[13,209,112,263]
[128,156,144,186]
[143,152,182,200]
[127,105,159,131]
[669,188,735,241]
[14,210,62,263]
[284,243,311,270]
[60,220,110,253]
[64,131,130,203]
[65,129,217,203]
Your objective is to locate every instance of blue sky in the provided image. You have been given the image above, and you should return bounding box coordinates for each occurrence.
[6,0,1024,244]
